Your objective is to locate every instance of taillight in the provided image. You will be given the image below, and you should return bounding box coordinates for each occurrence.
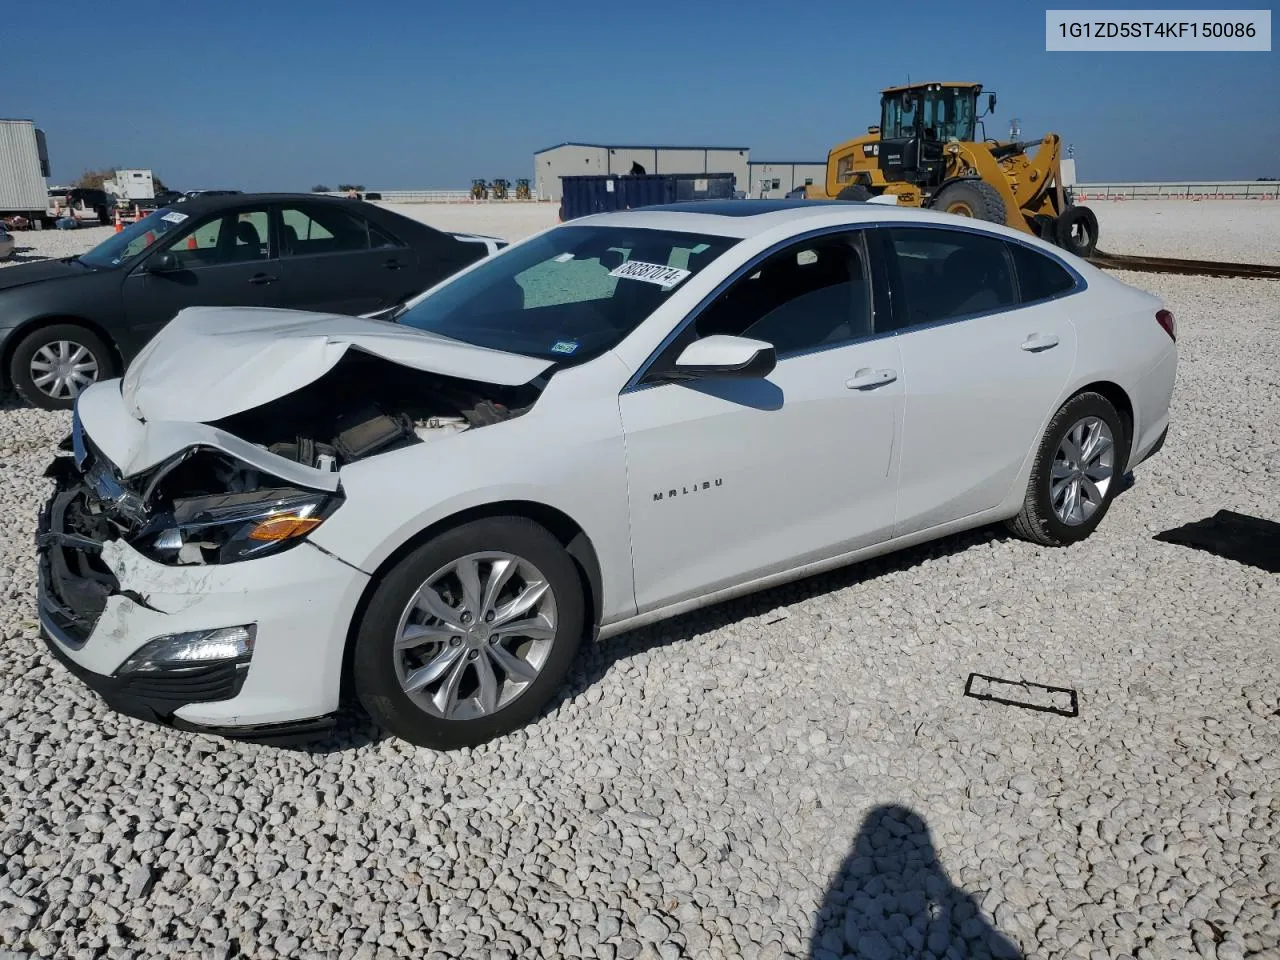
[1156,309,1176,341]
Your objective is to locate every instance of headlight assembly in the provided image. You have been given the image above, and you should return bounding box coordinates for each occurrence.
[133,487,341,565]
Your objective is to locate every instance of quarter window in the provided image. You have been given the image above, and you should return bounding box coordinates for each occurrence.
[1009,242,1077,303]
[693,233,872,356]
[883,227,1016,330]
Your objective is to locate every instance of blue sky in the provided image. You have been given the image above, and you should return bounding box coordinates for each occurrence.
[8,0,1276,190]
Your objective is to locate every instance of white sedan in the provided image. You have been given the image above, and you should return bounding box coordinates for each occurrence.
[37,200,1177,748]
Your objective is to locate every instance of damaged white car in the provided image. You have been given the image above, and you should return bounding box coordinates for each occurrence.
[37,200,1177,749]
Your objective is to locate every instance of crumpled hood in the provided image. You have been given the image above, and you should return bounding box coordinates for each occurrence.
[121,305,554,423]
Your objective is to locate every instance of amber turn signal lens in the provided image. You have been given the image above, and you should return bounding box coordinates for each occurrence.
[247,514,324,542]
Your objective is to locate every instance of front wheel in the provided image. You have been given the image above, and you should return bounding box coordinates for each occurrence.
[9,323,117,411]
[1006,392,1127,546]
[352,517,585,749]
[932,180,1008,225]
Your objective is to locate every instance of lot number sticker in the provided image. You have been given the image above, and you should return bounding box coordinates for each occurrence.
[160,211,189,224]
[609,260,692,289]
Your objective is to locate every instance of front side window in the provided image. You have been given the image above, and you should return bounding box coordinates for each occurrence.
[884,227,1016,330]
[395,226,737,363]
[158,207,271,267]
[693,233,872,355]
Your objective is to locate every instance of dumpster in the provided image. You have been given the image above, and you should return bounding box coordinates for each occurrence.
[559,173,737,221]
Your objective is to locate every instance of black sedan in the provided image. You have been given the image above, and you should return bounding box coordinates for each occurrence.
[0,193,496,409]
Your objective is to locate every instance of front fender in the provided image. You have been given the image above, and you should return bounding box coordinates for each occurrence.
[306,404,637,624]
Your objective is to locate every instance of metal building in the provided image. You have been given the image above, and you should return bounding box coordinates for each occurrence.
[747,161,828,199]
[533,143,750,202]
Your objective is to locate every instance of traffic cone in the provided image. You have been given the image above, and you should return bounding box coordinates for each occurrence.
[187,236,198,250]
[114,210,123,233]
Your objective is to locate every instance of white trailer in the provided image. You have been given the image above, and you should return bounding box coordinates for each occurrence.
[0,119,51,225]
[104,168,155,202]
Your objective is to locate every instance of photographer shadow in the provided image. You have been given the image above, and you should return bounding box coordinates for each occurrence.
[809,804,1023,960]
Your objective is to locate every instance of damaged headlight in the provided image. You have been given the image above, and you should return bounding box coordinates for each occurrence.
[133,488,341,565]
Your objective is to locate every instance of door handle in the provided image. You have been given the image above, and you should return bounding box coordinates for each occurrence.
[1021,333,1060,352]
[248,273,278,285]
[383,259,404,271]
[845,368,898,390]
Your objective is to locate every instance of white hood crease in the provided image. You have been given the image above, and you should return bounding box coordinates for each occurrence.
[121,306,554,424]
[78,306,555,489]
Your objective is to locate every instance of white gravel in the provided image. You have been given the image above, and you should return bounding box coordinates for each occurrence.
[2,206,1278,960]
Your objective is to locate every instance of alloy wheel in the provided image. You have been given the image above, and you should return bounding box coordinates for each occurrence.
[1051,416,1115,525]
[393,552,558,720]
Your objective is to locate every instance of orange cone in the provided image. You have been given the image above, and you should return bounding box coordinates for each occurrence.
[187,236,198,250]
[114,210,123,233]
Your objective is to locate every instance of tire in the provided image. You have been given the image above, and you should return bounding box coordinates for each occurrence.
[1006,391,1128,547]
[1055,205,1099,257]
[352,517,585,749]
[931,180,1007,225]
[836,183,873,202]
[9,323,117,411]
[1031,214,1057,240]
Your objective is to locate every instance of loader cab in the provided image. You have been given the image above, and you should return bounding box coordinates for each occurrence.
[877,82,985,187]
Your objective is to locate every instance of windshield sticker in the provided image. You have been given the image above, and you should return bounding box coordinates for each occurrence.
[553,252,575,262]
[160,211,188,224]
[550,339,580,355]
[609,260,692,290]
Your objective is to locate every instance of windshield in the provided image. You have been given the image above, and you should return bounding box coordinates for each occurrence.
[395,225,738,362]
[78,207,192,268]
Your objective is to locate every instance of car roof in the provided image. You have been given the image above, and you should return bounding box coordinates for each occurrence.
[567,199,1017,240]
[161,192,372,214]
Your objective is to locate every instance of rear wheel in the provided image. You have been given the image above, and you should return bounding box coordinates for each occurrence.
[836,183,873,202]
[932,180,1007,225]
[9,323,116,411]
[352,517,585,749]
[1055,205,1099,257]
[1006,392,1126,546]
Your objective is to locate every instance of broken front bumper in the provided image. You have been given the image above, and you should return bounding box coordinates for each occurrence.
[36,460,371,741]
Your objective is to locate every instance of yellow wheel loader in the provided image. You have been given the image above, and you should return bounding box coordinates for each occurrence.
[818,82,1099,256]
[515,178,532,200]
[491,178,510,200]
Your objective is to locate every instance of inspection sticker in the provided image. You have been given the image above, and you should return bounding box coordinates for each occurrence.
[609,260,691,289]
[550,339,580,355]
[160,211,189,224]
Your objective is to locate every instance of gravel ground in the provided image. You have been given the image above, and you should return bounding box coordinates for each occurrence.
[1,209,1278,960]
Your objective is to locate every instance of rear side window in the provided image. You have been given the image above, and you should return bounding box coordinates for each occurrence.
[884,227,1016,330]
[278,204,374,257]
[1009,242,1077,303]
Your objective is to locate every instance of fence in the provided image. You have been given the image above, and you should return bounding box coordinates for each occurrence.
[318,183,1279,203]
[1074,181,1279,200]
[319,190,550,203]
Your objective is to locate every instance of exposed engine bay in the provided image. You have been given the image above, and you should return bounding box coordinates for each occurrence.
[207,350,541,472]
[41,352,544,592]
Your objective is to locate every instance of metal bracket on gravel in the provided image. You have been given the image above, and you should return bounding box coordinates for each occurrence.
[964,674,1079,718]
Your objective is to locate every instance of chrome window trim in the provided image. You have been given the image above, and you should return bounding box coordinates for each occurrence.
[620,218,1089,395]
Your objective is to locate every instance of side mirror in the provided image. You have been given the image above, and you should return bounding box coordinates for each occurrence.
[988,93,997,113]
[148,252,179,273]
[670,335,776,380]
